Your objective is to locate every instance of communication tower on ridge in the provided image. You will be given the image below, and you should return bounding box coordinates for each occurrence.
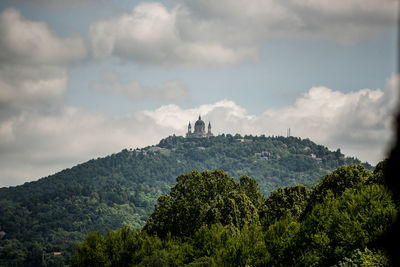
[287,128,291,137]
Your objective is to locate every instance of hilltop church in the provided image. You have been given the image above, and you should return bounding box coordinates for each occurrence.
[186,116,213,138]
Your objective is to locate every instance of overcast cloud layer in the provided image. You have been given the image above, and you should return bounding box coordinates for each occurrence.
[88,0,397,64]
[0,1,398,187]
[92,72,189,101]
[1,1,397,66]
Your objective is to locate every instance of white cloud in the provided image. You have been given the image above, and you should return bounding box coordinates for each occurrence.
[180,0,398,45]
[88,2,258,64]
[0,8,86,65]
[86,0,397,65]
[0,1,395,69]
[0,65,67,108]
[143,100,255,132]
[0,8,87,125]
[291,0,395,16]
[92,73,188,101]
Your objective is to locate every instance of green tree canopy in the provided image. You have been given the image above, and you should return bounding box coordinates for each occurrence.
[297,184,397,266]
[367,159,388,186]
[143,169,260,238]
[72,164,398,267]
[312,164,372,200]
[265,185,311,225]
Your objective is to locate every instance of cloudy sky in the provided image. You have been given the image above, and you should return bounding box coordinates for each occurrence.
[0,0,398,187]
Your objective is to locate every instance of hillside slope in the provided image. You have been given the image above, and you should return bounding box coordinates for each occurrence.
[0,134,371,265]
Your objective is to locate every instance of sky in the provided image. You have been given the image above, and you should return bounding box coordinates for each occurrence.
[0,0,398,187]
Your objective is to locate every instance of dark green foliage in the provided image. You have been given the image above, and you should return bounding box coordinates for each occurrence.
[296,184,396,266]
[73,232,109,267]
[367,158,387,186]
[300,164,373,219]
[0,239,26,267]
[0,135,374,265]
[72,162,397,267]
[264,216,300,266]
[240,175,267,213]
[334,248,390,267]
[143,170,259,237]
[71,227,164,267]
[313,164,372,199]
[264,185,311,225]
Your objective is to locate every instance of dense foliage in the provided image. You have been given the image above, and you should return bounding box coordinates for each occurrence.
[0,135,370,265]
[144,170,261,238]
[72,164,397,266]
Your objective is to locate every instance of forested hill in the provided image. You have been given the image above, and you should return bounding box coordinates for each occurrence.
[0,134,371,265]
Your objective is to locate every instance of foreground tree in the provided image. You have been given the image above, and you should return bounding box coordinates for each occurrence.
[295,184,397,266]
[264,185,311,225]
[143,170,260,238]
[72,163,397,266]
[313,164,372,199]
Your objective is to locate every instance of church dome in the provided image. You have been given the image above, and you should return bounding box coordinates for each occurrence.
[186,115,213,138]
[194,116,205,128]
[194,115,206,134]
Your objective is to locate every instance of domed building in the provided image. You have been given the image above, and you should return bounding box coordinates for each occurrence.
[186,116,213,138]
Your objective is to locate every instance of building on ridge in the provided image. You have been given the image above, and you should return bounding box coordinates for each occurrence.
[186,115,213,138]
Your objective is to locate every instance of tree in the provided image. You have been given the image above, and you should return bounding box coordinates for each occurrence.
[72,227,163,267]
[71,232,109,267]
[144,170,259,238]
[367,159,387,186]
[240,175,266,214]
[264,185,311,225]
[307,164,372,213]
[71,163,397,266]
[264,216,300,266]
[334,248,390,267]
[24,243,45,267]
[297,184,397,266]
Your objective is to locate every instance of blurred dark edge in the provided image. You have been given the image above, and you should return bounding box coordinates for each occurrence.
[377,3,400,265]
